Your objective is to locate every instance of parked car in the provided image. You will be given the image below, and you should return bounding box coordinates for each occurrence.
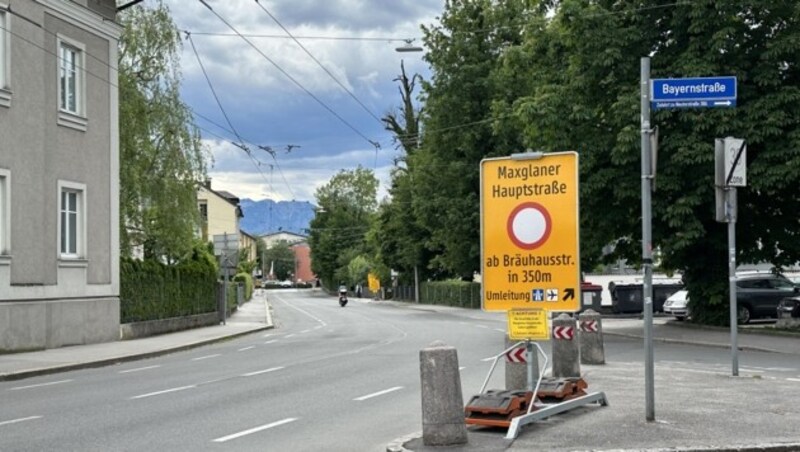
[279,280,293,287]
[777,296,800,319]
[736,273,799,323]
[663,290,689,321]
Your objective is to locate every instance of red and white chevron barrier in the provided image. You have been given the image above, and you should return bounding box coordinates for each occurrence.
[553,325,574,340]
[505,347,527,363]
[581,320,598,332]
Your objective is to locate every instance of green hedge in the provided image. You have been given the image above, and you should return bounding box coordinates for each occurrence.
[418,281,482,309]
[121,258,217,323]
[234,273,254,301]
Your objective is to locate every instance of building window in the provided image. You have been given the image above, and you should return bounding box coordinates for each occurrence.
[0,7,10,108]
[59,42,80,113]
[199,202,208,222]
[58,181,86,259]
[0,169,8,255]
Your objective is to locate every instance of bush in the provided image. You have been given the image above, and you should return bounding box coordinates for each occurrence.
[234,272,254,301]
[120,257,217,323]
[419,281,481,309]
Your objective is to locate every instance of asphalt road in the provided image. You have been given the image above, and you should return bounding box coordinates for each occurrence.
[1,290,799,451]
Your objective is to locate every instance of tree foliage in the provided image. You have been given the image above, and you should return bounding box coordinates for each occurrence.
[378,0,800,324]
[118,1,208,261]
[308,167,378,287]
[263,240,296,281]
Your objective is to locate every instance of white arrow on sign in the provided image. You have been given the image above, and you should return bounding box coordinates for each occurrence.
[714,100,732,106]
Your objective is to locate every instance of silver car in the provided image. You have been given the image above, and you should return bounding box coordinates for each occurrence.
[663,289,689,321]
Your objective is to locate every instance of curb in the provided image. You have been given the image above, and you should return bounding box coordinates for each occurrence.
[601,330,793,355]
[0,325,273,382]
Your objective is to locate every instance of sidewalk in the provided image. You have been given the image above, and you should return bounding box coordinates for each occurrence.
[388,312,800,452]
[0,289,273,381]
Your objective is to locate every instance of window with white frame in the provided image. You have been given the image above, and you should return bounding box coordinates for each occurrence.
[0,170,8,255]
[59,182,85,259]
[58,37,84,116]
[0,6,9,104]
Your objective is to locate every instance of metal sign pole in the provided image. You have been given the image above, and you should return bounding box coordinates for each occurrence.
[727,188,738,376]
[640,57,655,422]
[526,340,534,392]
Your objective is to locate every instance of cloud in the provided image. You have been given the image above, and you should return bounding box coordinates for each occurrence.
[145,0,439,202]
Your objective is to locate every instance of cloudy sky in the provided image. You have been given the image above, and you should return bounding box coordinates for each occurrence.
[144,0,443,203]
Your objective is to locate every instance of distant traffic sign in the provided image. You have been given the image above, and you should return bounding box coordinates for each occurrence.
[480,152,580,312]
[651,76,736,110]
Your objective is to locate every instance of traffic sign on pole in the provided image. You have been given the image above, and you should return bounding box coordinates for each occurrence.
[650,76,737,110]
[480,151,580,312]
[507,309,550,341]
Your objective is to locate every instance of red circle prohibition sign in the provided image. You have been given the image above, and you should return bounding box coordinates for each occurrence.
[506,202,552,250]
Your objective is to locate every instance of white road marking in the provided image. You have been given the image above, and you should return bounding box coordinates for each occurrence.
[0,416,42,427]
[131,385,196,400]
[494,328,506,333]
[481,357,496,362]
[9,380,72,391]
[264,340,279,344]
[119,365,161,374]
[787,378,800,383]
[285,334,296,338]
[476,325,489,329]
[314,325,323,330]
[212,418,298,443]
[354,386,403,401]
[241,367,284,377]
[238,346,255,352]
[192,354,221,361]
[459,367,466,371]
[263,333,275,338]
[301,329,311,334]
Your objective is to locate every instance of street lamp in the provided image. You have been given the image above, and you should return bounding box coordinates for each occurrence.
[395,39,423,53]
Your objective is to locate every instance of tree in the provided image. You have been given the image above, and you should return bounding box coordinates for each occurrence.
[372,63,433,282]
[118,1,208,261]
[308,167,378,287]
[408,0,530,278]
[492,0,800,324]
[237,248,257,275]
[263,241,296,281]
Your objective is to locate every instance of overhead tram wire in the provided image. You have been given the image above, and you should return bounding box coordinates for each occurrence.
[197,0,378,147]
[253,0,383,125]
[181,31,411,42]
[187,30,296,200]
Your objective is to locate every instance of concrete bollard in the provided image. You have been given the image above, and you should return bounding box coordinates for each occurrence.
[419,341,468,446]
[551,313,580,378]
[505,335,537,391]
[578,309,605,365]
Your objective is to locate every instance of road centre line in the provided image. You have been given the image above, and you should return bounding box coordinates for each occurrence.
[301,329,311,334]
[192,354,221,361]
[787,378,800,383]
[119,365,161,374]
[476,325,489,329]
[285,334,296,338]
[241,367,284,377]
[264,339,279,344]
[238,346,255,352]
[0,416,43,427]
[354,386,403,401]
[494,328,506,333]
[130,385,196,400]
[8,380,72,391]
[212,418,298,443]
[481,357,495,362]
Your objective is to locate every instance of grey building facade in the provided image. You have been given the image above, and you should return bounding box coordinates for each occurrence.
[0,0,121,351]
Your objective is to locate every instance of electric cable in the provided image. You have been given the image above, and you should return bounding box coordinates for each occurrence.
[254,0,385,125]
[197,0,378,147]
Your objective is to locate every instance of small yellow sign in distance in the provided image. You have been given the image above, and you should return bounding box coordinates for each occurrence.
[507,309,550,341]
[480,151,580,312]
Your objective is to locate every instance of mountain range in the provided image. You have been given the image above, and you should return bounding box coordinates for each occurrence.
[239,199,316,237]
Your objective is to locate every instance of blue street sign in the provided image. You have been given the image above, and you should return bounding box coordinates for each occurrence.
[532,289,545,302]
[651,76,737,110]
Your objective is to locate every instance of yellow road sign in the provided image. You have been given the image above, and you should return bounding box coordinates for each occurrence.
[480,152,580,312]
[507,309,550,341]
